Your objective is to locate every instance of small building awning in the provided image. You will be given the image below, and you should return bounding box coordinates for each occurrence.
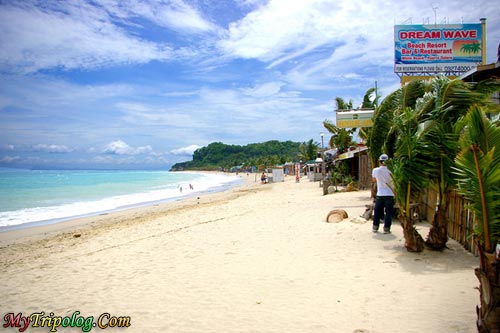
[459,61,500,82]
[336,146,369,161]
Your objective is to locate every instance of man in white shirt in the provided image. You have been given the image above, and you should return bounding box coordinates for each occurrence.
[372,154,395,233]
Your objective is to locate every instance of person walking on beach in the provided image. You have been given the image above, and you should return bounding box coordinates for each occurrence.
[261,172,268,184]
[372,154,394,234]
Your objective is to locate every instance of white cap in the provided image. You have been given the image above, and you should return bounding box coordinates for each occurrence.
[379,154,389,161]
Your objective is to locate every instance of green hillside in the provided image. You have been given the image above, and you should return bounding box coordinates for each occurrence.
[170,140,303,171]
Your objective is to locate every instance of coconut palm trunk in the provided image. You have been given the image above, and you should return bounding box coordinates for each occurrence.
[398,180,425,252]
[425,201,449,250]
[425,150,452,250]
[474,239,500,331]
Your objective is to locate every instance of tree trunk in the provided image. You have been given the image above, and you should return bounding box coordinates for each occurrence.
[400,214,425,252]
[425,204,449,250]
[322,179,331,195]
[476,247,500,332]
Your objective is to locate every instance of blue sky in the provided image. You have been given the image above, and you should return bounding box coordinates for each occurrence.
[1,0,499,170]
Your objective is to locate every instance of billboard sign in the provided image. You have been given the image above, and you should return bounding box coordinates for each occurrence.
[336,110,374,128]
[394,24,482,73]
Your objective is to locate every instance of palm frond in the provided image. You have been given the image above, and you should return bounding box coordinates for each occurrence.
[453,106,500,252]
[368,80,427,164]
[335,97,353,110]
[323,120,355,153]
[390,107,437,216]
[298,139,319,161]
[323,119,337,134]
[361,87,378,109]
[400,79,427,110]
[420,118,460,198]
[473,78,500,97]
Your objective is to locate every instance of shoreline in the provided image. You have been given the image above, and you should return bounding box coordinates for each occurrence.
[0,170,245,240]
[0,172,256,245]
[0,173,479,332]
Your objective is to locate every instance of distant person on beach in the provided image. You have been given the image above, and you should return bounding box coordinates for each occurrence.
[372,154,394,234]
[261,172,267,184]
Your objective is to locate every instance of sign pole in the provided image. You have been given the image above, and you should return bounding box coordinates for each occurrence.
[481,18,487,65]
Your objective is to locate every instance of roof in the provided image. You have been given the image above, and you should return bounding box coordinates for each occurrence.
[459,61,500,82]
[336,146,369,161]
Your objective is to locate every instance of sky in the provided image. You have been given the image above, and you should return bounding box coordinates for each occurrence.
[0,0,499,170]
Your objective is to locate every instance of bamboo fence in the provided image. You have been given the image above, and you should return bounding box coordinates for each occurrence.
[420,187,477,255]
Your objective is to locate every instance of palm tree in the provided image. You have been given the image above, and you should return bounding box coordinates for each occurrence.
[358,87,380,144]
[298,139,318,162]
[325,90,378,154]
[367,80,431,250]
[389,106,437,252]
[460,42,481,54]
[369,77,500,251]
[368,79,427,167]
[361,87,380,109]
[418,77,500,250]
[453,106,500,332]
[329,96,356,154]
[323,120,356,154]
[334,96,353,111]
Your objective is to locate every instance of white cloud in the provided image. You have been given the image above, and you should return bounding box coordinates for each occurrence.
[215,0,400,96]
[235,0,267,7]
[1,0,498,171]
[2,74,135,111]
[0,2,173,73]
[218,1,343,61]
[115,84,318,146]
[220,0,492,63]
[103,140,153,155]
[0,0,227,74]
[117,102,205,130]
[0,144,15,151]
[32,144,74,153]
[170,145,202,156]
[0,156,20,163]
[114,0,217,33]
[241,81,283,97]
[217,0,497,88]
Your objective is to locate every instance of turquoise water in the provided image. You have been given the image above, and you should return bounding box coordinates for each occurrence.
[0,169,240,229]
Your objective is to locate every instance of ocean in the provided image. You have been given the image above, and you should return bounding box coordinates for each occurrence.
[0,169,241,231]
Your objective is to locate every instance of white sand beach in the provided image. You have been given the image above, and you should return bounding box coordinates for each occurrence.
[0,173,479,333]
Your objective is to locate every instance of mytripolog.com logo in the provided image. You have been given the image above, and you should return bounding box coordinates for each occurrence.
[3,311,131,332]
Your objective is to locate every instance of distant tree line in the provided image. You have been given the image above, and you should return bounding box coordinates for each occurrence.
[170,140,318,171]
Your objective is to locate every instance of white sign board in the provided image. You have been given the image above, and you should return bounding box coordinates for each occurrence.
[272,169,285,182]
